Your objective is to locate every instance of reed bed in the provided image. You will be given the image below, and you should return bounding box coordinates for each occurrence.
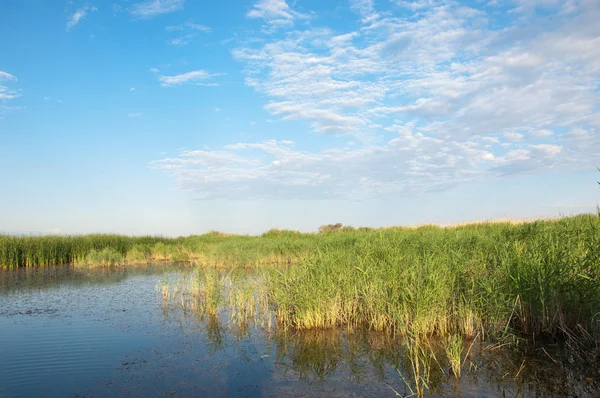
[17,213,588,397]
[2,214,599,346]
[270,214,600,339]
[0,234,171,268]
[0,229,326,269]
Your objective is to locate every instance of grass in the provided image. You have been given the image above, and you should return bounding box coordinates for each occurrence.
[0,234,170,268]
[3,213,600,347]
[0,229,331,269]
[444,333,464,378]
[19,213,588,396]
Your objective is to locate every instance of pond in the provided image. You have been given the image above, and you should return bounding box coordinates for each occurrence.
[0,265,598,397]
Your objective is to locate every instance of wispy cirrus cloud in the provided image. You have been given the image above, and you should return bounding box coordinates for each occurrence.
[165,21,211,46]
[168,34,197,46]
[166,21,211,32]
[154,0,600,201]
[66,6,97,31]
[0,71,20,118]
[158,69,221,87]
[130,0,184,19]
[0,71,19,101]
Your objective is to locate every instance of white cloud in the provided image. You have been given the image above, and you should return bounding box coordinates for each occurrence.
[504,132,524,142]
[233,0,600,141]
[185,23,211,32]
[166,21,211,32]
[0,71,16,81]
[509,0,565,13]
[566,128,590,139]
[246,0,310,28]
[130,0,185,19]
[128,112,144,117]
[153,0,600,200]
[165,21,211,46]
[158,70,221,86]
[350,0,375,17]
[265,101,366,134]
[492,143,565,175]
[481,136,500,144]
[152,130,574,200]
[395,0,439,11]
[66,7,89,31]
[0,71,19,102]
[531,144,562,157]
[129,87,136,92]
[149,67,160,73]
[168,34,197,46]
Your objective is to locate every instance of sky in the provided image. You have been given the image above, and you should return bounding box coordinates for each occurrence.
[0,0,599,236]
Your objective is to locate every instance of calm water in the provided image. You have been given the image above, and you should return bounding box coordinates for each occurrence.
[1,265,598,397]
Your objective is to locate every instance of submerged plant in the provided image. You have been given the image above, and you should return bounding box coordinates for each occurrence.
[401,333,438,398]
[197,267,224,316]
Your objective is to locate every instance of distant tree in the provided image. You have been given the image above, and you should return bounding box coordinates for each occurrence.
[318,223,343,233]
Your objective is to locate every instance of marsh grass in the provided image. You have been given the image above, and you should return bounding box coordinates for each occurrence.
[405,334,437,398]
[4,214,599,344]
[4,214,600,348]
[143,213,600,396]
[0,234,170,268]
[444,333,464,378]
[77,248,124,267]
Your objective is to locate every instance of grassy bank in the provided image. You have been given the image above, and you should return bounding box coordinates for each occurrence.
[0,230,327,269]
[269,213,600,339]
[3,214,599,344]
[160,214,599,339]
[0,234,172,268]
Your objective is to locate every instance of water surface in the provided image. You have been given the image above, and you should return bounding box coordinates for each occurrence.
[1,265,598,397]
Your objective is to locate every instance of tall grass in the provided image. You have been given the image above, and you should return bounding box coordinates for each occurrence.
[0,231,331,269]
[268,214,600,342]
[0,234,171,268]
[162,214,600,370]
[83,213,597,396]
[2,213,599,347]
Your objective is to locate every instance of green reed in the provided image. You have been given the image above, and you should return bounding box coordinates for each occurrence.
[3,213,600,348]
[145,213,600,396]
[0,234,171,268]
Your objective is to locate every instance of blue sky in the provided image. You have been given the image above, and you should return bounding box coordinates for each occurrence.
[1,0,599,235]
